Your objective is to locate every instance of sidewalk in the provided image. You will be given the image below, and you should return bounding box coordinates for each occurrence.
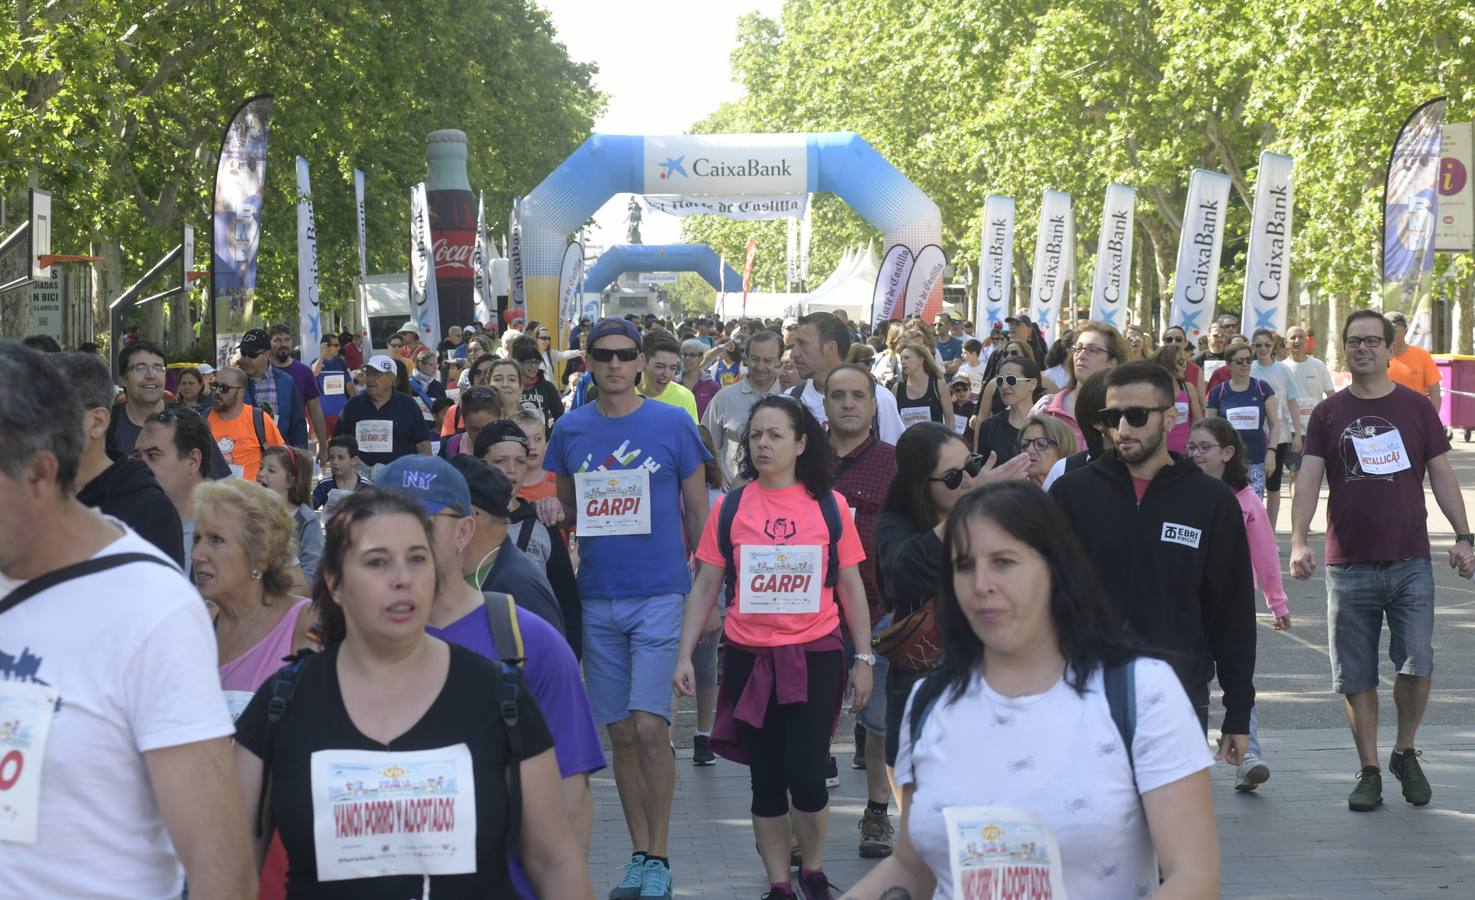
[589,725,1475,898]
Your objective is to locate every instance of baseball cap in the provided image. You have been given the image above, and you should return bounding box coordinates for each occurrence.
[238,328,270,356]
[374,455,471,517]
[503,309,526,325]
[951,372,972,386]
[1005,314,1031,326]
[464,324,478,333]
[782,317,799,328]
[472,419,531,459]
[447,455,513,518]
[1386,310,1408,327]
[586,317,643,350]
[197,363,216,375]
[365,354,396,374]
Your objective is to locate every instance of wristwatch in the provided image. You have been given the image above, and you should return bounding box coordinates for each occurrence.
[1457,533,1474,545]
[854,653,877,667]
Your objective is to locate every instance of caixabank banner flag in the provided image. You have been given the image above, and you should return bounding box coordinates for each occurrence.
[472,192,494,325]
[1170,169,1232,341]
[295,156,321,366]
[1383,97,1445,346]
[211,93,272,365]
[409,183,442,346]
[1089,183,1135,328]
[977,195,1015,331]
[1241,153,1294,335]
[1029,189,1072,343]
[508,196,525,313]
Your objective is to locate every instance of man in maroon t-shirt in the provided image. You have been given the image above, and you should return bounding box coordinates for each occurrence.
[1290,309,1475,813]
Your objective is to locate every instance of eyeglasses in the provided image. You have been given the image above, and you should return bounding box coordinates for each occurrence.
[990,335,1007,342]
[1162,335,1186,344]
[126,363,166,376]
[1020,436,1058,454]
[1098,405,1172,429]
[537,334,551,340]
[1252,342,1272,349]
[1344,336,1386,350]
[243,350,268,359]
[681,351,705,359]
[928,453,988,490]
[209,383,243,394]
[994,374,1034,388]
[1071,343,1109,358]
[1229,356,1253,366]
[590,347,640,363]
[1184,441,1222,454]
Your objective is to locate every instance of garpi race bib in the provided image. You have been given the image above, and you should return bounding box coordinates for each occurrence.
[900,406,933,431]
[575,469,652,536]
[0,680,59,844]
[310,744,477,881]
[944,805,1068,900]
[1352,428,1413,475]
[1225,406,1261,431]
[738,544,822,615]
[355,420,394,454]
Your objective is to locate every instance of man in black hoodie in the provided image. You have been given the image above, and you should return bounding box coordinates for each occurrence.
[49,353,185,568]
[1049,361,1255,762]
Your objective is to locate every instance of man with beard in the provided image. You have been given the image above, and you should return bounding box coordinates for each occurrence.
[267,324,328,462]
[206,366,285,481]
[1049,361,1256,762]
[237,328,306,450]
[107,340,169,458]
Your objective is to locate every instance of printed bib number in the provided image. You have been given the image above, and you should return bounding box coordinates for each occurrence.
[310,744,477,881]
[1203,359,1225,378]
[899,406,933,431]
[969,372,985,397]
[953,414,969,435]
[0,680,59,844]
[322,373,345,396]
[944,806,1068,900]
[1174,400,1190,424]
[355,420,394,454]
[575,469,652,536]
[1225,406,1260,431]
[224,690,255,723]
[738,544,823,614]
[1352,428,1413,475]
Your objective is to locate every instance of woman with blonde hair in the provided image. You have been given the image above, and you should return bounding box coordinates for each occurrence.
[257,444,323,589]
[894,340,954,431]
[871,323,906,388]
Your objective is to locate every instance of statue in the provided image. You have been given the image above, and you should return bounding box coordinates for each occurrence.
[625,196,644,244]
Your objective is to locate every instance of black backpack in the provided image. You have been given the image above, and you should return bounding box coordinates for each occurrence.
[715,481,844,601]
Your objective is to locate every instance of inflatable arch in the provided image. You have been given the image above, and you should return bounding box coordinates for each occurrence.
[518,132,942,347]
[583,244,743,295]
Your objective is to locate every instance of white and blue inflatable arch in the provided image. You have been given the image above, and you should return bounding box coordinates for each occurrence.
[583,244,743,294]
[519,132,942,345]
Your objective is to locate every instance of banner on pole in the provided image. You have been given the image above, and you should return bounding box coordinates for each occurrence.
[871,244,914,329]
[354,168,368,280]
[508,196,526,313]
[1169,169,1233,342]
[1436,121,1473,252]
[409,183,442,347]
[643,194,807,220]
[294,156,322,366]
[558,242,585,331]
[1383,98,1446,350]
[741,238,758,315]
[1028,190,1072,343]
[1089,184,1134,328]
[905,245,947,318]
[799,198,812,284]
[1241,153,1294,335]
[785,216,798,291]
[211,94,273,366]
[977,195,1015,331]
[471,192,494,325]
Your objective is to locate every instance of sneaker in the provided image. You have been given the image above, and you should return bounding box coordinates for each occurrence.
[797,868,840,900]
[760,889,795,900]
[1234,756,1270,792]
[858,807,895,858]
[638,857,673,899]
[851,723,867,769]
[609,852,646,900]
[1389,748,1432,806]
[1348,765,1383,812]
[825,755,840,789]
[692,734,716,767]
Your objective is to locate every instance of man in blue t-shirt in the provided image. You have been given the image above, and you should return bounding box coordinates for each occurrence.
[544,317,710,900]
[375,454,605,899]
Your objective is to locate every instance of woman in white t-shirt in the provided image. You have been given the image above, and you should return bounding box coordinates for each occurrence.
[847,481,1219,900]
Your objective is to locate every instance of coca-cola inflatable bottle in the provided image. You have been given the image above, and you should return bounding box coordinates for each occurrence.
[426,129,478,329]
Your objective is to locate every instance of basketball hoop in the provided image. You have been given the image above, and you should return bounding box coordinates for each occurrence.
[186,270,209,283]
[37,254,103,268]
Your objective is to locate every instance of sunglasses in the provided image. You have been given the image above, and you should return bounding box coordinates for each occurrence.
[590,347,640,363]
[1230,356,1253,366]
[209,383,243,393]
[1099,405,1172,429]
[928,453,988,490]
[1162,335,1186,344]
[994,374,1034,388]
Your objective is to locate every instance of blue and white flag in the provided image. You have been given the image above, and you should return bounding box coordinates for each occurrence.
[1169,170,1232,341]
[294,156,321,366]
[1242,153,1294,335]
[1089,183,1134,328]
[1029,189,1072,343]
[977,195,1015,331]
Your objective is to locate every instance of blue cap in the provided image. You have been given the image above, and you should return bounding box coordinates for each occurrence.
[587,317,642,350]
[374,455,471,517]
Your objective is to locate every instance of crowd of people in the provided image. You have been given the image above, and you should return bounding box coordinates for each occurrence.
[3,301,1469,900]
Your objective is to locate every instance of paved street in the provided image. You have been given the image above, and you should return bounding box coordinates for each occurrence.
[589,441,1475,898]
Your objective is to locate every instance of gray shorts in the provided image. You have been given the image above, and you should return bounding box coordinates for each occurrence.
[857,615,892,735]
[1326,559,1435,694]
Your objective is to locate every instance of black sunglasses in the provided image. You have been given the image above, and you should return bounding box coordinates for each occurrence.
[209,383,243,393]
[928,453,988,490]
[590,347,640,363]
[1099,405,1172,429]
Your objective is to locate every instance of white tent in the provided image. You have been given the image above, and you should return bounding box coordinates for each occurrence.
[713,242,881,322]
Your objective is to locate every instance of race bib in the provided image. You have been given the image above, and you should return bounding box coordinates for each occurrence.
[1174,400,1189,424]
[224,690,255,723]
[968,372,985,397]
[229,464,246,479]
[322,373,345,396]
[575,469,652,536]
[739,544,823,615]
[0,680,59,844]
[355,420,394,454]
[1203,359,1225,378]
[311,744,477,881]
[953,414,969,435]
[1225,406,1260,431]
[944,806,1067,900]
[899,406,933,431]
[1352,428,1413,475]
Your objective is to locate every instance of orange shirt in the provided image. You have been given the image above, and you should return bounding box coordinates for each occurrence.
[208,403,284,480]
[517,471,559,504]
[1388,345,1441,396]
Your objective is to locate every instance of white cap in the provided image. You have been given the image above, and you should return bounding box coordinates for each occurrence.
[397,321,418,335]
[783,317,799,328]
[365,355,397,374]
[196,363,216,375]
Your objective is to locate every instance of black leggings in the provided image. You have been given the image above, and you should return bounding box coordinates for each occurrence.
[724,645,845,818]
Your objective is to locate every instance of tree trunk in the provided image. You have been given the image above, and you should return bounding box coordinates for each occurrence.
[1151,229,1176,339]
[91,234,123,357]
[1327,292,1346,372]
[1134,225,1156,335]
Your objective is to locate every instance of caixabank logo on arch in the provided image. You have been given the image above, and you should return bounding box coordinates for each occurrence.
[644,134,808,195]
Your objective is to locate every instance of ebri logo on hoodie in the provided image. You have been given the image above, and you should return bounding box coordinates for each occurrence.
[1161,522,1202,549]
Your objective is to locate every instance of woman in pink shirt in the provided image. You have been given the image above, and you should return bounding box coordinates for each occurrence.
[1186,417,1288,795]
[674,396,873,900]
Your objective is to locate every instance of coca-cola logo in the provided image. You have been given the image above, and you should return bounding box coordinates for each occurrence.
[433,233,476,275]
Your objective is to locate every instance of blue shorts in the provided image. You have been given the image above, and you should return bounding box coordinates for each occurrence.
[582,594,684,725]
[1326,559,1435,695]
[857,615,892,735]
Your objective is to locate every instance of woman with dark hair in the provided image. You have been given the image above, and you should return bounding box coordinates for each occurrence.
[1034,321,1128,451]
[894,341,953,431]
[1207,343,1281,499]
[1041,330,1073,389]
[1155,343,1205,454]
[977,340,1058,417]
[1186,417,1289,794]
[233,487,594,899]
[674,396,872,900]
[973,355,1044,461]
[848,482,1219,900]
[172,366,210,413]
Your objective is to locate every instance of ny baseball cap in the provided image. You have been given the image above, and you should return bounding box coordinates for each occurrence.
[472,420,530,459]
[365,355,397,374]
[586,317,643,349]
[238,328,270,356]
[374,455,471,517]
[447,455,513,518]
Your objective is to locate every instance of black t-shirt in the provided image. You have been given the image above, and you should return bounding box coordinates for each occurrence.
[333,391,432,466]
[235,642,553,899]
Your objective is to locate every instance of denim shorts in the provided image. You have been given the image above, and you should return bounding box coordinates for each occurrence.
[857,615,892,735]
[1326,559,1435,694]
[582,593,684,724]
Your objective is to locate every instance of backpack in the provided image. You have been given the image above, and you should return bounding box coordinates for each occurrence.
[715,481,843,601]
[0,553,175,616]
[251,405,268,454]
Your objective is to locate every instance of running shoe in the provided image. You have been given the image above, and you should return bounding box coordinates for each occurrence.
[851,723,867,769]
[638,857,672,899]
[825,756,840,789]
[1389,748,1432,806]
[760,888,795,900]
[858,807,894,858]
[797,868,840,900]
[1234,756,1270,792]
[692,734,716,767]
[1348,765,1383,812]
[609,852,646,900]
